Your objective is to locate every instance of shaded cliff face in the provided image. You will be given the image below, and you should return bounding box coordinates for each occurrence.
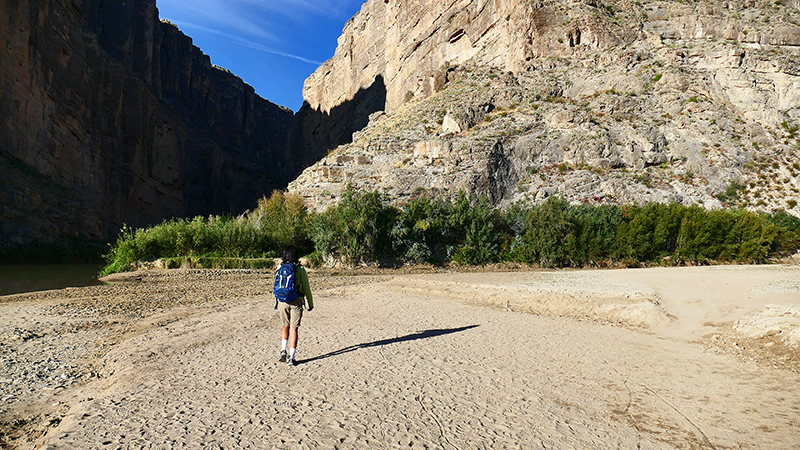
[292,75,387,171]
[0,0,295,246]
[290,0,800,215]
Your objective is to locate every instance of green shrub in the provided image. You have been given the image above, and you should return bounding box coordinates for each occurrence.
[676,208,781,263]
[248,191,312,256]
[101,215,277,275]
[391,196,447,264]
[767,210,800,255]
[305,250,324,268]
[615,203,685,262]
[513,197,573,267]
[448,193,506,265]
[568,203,623,265]
[769,210,800,231]
[509,199,797,267]
[716,181,745,203]
[513,199,624,267]
[723,211,780,262]
[311,186,398,265]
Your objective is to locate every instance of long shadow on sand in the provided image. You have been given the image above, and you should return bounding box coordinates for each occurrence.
[300,325,479,364]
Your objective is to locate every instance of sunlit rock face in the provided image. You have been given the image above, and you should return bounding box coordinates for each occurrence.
[0,0,295,246]
[290,0,800,215]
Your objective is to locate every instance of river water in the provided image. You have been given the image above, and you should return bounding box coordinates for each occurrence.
[0,264,105,297]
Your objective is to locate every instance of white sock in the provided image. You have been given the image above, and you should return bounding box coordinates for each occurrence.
[281,340,288,352]
[289,348,296,359]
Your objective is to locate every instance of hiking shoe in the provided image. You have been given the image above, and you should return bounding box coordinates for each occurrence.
[287,358,297,366]
[278,350,287,363]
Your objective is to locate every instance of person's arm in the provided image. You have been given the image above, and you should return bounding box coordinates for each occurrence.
[298,266,313,310]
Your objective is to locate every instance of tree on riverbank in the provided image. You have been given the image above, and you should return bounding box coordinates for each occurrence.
[101,190,800,275]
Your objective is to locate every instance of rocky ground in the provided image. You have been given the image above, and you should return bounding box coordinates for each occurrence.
[1,265,799,449]
[0,269,394,448]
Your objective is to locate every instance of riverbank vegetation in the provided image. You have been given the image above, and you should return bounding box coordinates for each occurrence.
[101,188,800,275]
[100,193,311,275]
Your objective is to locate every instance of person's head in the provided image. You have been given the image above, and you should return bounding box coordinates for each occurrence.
[283,245,299,263]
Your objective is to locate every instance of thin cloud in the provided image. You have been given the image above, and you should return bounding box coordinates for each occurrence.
[159,0,275,40]
[232,0,362,23]
[158,0,364,40]
[238,0,328,15]
[173,20,322,65]
[238,0,342,16]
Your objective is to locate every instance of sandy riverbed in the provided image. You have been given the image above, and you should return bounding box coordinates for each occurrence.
[1,265,799,449]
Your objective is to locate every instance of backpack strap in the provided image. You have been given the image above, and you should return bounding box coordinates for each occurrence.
[274,264,279,309]
[274,263,284,309]
[294,262,303,299]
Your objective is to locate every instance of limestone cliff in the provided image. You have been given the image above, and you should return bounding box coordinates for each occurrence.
[290,0,800,215]
[0,0,295,246]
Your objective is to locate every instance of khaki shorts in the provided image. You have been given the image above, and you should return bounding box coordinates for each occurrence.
[278,299,304,328]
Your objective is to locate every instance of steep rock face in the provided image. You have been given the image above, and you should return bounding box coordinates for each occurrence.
[0,0,295,246]
[293,0,545,163]
[305,0,800,116]
[290,0,800,215]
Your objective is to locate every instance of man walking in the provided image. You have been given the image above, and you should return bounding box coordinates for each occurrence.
[275,245,313,366]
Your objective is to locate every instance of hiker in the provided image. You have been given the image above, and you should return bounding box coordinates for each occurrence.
[274,244,313,366]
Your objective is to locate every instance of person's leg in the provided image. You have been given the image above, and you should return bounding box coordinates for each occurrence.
[279,325,290,361]
[286,302,303,365]
[288,327,299,361]
[279,301,291,362]
[281,325,289,349]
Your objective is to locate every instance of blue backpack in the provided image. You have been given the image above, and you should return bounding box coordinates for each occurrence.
[274,262,300,303]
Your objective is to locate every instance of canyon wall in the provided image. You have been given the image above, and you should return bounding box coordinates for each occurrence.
[303,0,800,117]
[290,0,800,215]
[0,0,295,246]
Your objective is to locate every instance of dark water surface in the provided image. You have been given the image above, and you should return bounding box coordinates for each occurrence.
[0,265,105,296]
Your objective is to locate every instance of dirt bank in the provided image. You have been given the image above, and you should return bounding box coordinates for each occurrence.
[1,266,799,449]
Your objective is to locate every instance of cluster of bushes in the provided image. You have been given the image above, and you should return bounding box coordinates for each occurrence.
[313,189,505,266]
[101,192,310,275]
[510,200,800,267]
[101,187,800,275]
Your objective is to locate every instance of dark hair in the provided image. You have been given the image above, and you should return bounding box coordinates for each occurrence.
[283,245,299,263]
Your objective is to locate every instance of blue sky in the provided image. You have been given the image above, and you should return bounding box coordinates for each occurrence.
[156,0,366,112]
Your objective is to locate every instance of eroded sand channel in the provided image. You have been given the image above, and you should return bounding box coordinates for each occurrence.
[2,266,799,449]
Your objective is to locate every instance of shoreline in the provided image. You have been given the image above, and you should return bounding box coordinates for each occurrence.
[2,265,799,448]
